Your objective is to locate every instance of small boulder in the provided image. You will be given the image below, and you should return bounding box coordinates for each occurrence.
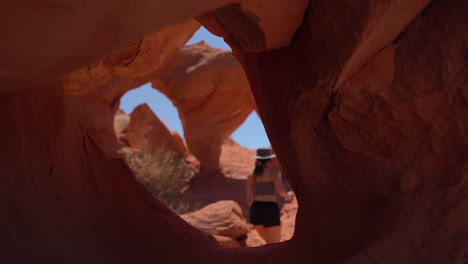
[181,200,250,239]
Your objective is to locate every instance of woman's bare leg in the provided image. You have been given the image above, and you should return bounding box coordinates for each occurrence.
[254,225,266,242]
[263,225,281,243]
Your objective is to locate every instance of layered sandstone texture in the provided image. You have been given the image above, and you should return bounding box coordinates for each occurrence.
[1,0,467,264]
[234,0,467,262]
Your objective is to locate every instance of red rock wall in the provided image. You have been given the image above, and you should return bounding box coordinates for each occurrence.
[0,0,466,263]
[234,0,467,262]
[0,84,238,263]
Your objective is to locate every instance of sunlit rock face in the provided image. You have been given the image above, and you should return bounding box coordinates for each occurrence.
[151,42,256,173]
[61,20,200,157]
[114,109,131,145]
[67,40,256,173]
[0,0,466,264]
[62,20,201,96]
[126,103,187,155]
[60,20,256,173]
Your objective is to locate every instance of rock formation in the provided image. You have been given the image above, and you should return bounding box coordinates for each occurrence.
[126,104,186,155]
[213,235,242,249]
[62,20,200,157]
[0,0,466,264]
[231,0,467,262]
[72,40,256,172]
[62,24,256,172]
[181,200,250,241]
[151,42,256,172]
[113,109,131,145]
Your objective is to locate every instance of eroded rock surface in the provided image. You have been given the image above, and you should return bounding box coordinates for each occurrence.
[207,0,309,51]
[114,109,131,145]
[152,42,256,172]
[1,0,307,89]
[126,103,186,155]
[234,0,467,262]
[62,21,199,156]
[65,38,256,172]
[0,0,466,263]
[181,200,250,239]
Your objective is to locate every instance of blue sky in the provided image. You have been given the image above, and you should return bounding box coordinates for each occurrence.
[119,27,270,150]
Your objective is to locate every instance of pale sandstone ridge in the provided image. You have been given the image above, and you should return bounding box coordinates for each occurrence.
[113,109,130,145]
[0,0,466,264]
[151,42,256,172]
[126,103,186,155]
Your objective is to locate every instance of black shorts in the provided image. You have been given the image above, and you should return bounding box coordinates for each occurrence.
[249,201,280,227]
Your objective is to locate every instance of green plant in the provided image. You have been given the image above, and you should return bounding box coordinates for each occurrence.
[126,147,194,214]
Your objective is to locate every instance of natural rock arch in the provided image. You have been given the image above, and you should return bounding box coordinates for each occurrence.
[0,0,466,263]
[68,39,256,173]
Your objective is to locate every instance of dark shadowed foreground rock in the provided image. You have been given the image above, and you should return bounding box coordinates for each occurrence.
[233,0,467,262]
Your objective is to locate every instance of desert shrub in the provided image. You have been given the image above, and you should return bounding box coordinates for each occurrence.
[126,147,194,214]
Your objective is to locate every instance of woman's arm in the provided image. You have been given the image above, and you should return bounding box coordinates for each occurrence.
[246,174,254,207]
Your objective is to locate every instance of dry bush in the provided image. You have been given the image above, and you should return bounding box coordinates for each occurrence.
[126,147,194,214]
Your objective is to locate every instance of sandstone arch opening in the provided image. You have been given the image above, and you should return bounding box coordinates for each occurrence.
[2,0,466,263]
[115,74,298,247]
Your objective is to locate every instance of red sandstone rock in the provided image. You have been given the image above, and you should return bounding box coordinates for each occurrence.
[113,109,130,144]
[213,235,242,249]
[62,21,199,156]
[233,0,467,262]
[181,200,250,239]
[2,0,307,90]
[0,85,226,263]
[0,0,466,264]
[65,29,256,173]
[126,103,186,155]
[63,20,200,95]
[1,1,234,89]
[209,0,309,52]
[151,42,256,172]
[180,138,296,248]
